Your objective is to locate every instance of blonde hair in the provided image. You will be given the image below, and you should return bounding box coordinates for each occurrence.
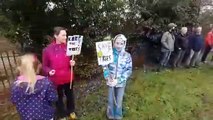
[16,54,40,94]
[113,34,127,50]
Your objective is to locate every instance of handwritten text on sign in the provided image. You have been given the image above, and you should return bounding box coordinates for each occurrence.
[66,35,83,56]
[96,41,113,65]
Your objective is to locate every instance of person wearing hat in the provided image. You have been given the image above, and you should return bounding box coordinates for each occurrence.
[159,23,177,70]
[102,34,132,120]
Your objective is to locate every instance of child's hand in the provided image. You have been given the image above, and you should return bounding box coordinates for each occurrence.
[107,78,117,87]
[49,70,55,76]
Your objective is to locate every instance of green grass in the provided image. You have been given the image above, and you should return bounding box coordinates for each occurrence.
[76,65,213,120]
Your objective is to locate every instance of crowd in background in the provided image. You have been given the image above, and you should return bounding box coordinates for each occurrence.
[130,23,213,71]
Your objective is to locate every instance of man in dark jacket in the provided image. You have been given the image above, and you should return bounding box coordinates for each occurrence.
[173,27,188,67]
[186,26,204,67]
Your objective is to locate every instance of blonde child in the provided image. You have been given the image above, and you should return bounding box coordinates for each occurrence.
[11,54,58,120]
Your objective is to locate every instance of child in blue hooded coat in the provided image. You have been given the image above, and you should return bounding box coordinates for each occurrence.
[103,34,132,120]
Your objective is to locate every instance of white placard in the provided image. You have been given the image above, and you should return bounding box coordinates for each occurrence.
[96,41,113,66]
[66,35,83,56]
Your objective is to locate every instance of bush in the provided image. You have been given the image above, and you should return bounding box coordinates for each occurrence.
[74,50,102,79]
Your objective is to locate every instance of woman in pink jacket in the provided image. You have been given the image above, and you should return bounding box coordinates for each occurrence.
[42,26,77,120]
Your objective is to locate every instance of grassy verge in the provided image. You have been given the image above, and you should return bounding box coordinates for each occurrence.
[76,65,213,120]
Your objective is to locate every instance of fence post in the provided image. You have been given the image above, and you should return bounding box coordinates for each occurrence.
[0,53,9,87]
[12,51,17,65]
[6,51,14,82]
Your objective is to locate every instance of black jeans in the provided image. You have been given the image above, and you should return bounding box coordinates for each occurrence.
[173,50,186,67]
[201,45,212,62]
[56,83,75,118]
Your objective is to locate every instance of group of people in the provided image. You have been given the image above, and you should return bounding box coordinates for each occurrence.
[10,27,132,120]
[9,23,213,119]
[159,23,213,70]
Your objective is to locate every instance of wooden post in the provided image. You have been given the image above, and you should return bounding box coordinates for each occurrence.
[1,53,8,76]
[70,55,75,89]
[6,51,14,82]
[0,53,9,87]
[0,74,6,88]
[12,51,17,65]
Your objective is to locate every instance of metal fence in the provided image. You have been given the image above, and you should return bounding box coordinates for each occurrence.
[0,50,19,88]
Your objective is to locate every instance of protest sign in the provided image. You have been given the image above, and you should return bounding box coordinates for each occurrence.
[96,41,113,66]
[66,35,83,56]
[66,35,83,89]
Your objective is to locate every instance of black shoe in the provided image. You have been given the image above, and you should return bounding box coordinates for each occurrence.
[191,65,199,68]
[194,65,200,68]
[185,66,190,69]
[157,66,164,72]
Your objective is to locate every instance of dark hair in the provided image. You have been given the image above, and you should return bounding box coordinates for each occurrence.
[53,26,67,36]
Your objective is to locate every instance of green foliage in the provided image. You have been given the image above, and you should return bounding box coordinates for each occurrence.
[74,50,102,79]
[0,10,16,40]
[74,60,102,79]
[0,0,201,44]
[0,0,202,78]
[126,0,200,31]
[199,10,213,35]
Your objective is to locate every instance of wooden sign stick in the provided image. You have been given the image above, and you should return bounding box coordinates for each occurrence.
[70,55,75,89]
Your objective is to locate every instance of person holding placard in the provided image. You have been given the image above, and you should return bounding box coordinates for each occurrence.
[42,27,77,120]
[102,34,132,120]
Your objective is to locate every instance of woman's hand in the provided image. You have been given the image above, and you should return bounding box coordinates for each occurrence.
[49,70,56,76]
[70,60,76,66]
